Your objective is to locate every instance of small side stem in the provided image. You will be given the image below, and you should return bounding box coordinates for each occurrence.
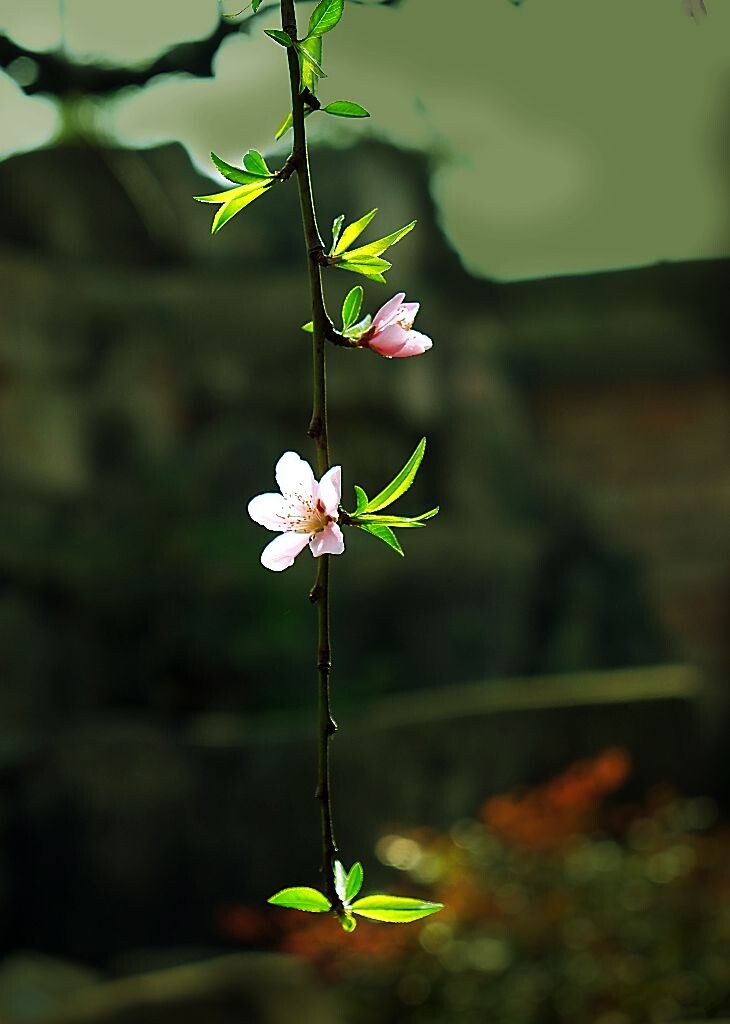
[281,0,339,907]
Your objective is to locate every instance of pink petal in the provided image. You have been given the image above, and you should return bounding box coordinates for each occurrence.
[390,330,432,358]
[372,292,406,331]
[317,465,341,517]
[248,492,290,531]
[275,452,315,505]
[260,531,310,571]
[309,522,345,557]
[400,302,420,322]
[369,323,409,356]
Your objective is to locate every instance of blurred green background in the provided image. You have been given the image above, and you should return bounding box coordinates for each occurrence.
[0,1,728,1021]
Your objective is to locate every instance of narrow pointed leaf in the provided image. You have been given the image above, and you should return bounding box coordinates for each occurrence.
[353,485,369,514]
[193,180,266,204]
[341,286,363,330]
[307,0,344,37]
[299,35,323,92]
[364,438,426,513]
[333,208,378,256]
[355,522,404,556]
[334,860,348,902]
[350,895,443,923]
[265,28,293,47]
[342,220,416,260]
[268,887,332,912]
[275,111,293,140]
[337,256,391,280]
[297,41,327,80]
[322,100,370,118]
[242,149,271,176]
[210,184,270,233]
[252,0,264,11]
[210,151,268,185]
[345,862,364,901]
[331,214,345,254]
[355,507,439,528]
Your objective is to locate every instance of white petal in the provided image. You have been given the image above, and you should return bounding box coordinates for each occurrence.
[309,522,345,558]
[318,465,341,517]
[372,292,406,331]
[260,531,310,571]
[248,492,290,531]
[275,451,315,505]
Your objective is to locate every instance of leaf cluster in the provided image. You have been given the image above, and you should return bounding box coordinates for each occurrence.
[269,860,443,932]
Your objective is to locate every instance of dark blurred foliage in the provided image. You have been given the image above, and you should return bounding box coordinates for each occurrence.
[230,752,730,1024]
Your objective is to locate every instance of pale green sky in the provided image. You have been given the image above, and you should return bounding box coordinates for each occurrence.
[1,0,729,280]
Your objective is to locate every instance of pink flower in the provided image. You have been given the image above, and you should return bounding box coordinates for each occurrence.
[248,452,344,571]
[362,293,432,358]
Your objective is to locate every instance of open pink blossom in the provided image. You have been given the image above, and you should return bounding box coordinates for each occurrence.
[361,292,432,358]
[248,452,344,571]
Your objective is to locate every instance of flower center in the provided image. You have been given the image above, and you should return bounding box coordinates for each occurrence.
[285,497,333,535]
[395,310,414,331]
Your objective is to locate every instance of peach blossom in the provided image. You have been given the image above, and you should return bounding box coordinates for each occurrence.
[362,292,432,358]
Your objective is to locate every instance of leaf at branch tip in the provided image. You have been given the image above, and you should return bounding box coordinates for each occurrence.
[365,437,426,513]
[302,321,314,333]
[334,208,378,257]
[322,100,370,119]
[353,485,369,514]
[268,887,332,913]
[354,507,439,529]
[307,0,344,38]
[330,214,345,254]
[251,0,264,11]
[350,895,444,923]
[345,862,364,901]
[210,151,269,186]
[342,220,417,260]
[296,41,327,79]
[242,149,271,176]
[355,522,404,556]
[333,860,348,902]
[341,286,363,330]
[264,28,293,47]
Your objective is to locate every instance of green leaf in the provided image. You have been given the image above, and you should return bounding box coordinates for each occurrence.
[193,180,265,204]
[354,522,404,556]
[364,437,426,513]
[341,220,416,260]
[330,214,345,254]
[264,28,293,46]
[341,286,363,330]
[340,913,357,932]
[354,508,439,528]
[275,112,293,140]
[350,895,443,923]
[353,485,369,514]
[210,184,270,233]
[252,0,264,11]
[334,860,348,902]
[345,862,364,901]
[337,256,391,281]
[322,100,370,118]
[343,313,372,340]
[302,321,314,333]
[299,34,323,93]
[268,887,332,913]
[242,149,271,176]
[210,151,268,185]
[296,40,327,80]
[307,0,344,37]
[334,208,378,256]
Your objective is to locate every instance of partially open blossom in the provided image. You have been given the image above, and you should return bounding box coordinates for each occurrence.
[248,452,344,571]
[362,293,432,358]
